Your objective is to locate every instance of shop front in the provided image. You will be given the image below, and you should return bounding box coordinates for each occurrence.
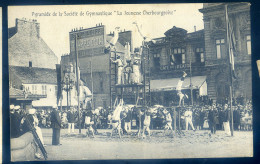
[150,76,207,106]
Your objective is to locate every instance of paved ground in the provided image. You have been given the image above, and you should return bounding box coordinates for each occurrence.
[40,128,253,160]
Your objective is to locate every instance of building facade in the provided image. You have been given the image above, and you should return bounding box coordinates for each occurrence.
[8,18,58,69]
[9,66,58,108]
[200,3,251,102]
[148,3,251,106]
[148,27,206,106]
[62,25,133,109]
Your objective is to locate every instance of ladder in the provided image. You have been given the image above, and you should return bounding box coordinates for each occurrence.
[142,45,151,107]
[109,50,117,110]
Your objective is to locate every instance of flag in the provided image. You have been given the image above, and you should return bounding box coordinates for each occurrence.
[225,5,237,79]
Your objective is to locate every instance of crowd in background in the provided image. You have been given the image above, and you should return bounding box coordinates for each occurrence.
[10,98,253,139]
[32,100,252,132]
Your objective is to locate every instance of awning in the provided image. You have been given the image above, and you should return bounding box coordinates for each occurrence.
[150,76,207,93]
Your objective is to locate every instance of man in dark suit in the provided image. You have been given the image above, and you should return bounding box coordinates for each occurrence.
[51,105,61,145]
[10,105,22,138]
[208,104,219,134]
[67,107,75,134]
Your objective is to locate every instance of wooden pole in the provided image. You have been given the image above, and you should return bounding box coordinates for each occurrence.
[75,34,81,134]
[190,50,193,106]
[174,107,176,135]
[225,4,234,136]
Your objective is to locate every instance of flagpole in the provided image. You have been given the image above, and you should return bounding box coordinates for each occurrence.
[225,4,234,136]
[75,33,81,134]
[189,49,193,106]
[91,53,94,110]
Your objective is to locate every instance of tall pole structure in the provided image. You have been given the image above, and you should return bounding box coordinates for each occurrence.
[66,76,69,110]
[91,53,94,110]
[142,41,146,106]
[225,4,234,136]
[75,33,81,134]
[189,49,193,106]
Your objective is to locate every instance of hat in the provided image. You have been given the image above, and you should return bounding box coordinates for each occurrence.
[14,105,20,110]
[10,105,15,110]
[94,108,100,115]
[28,108,36,115]
[52,105,58,109]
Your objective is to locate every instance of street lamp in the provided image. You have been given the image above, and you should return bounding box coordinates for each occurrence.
[62,65,74,111]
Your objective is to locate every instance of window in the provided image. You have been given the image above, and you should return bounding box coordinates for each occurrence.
[100,81,104,93]
[153,53,160,67]
[170,54,175,65]
[216,39,225,59]
[182,54,186,64]
[195,48,204,63]
[42,85,47,95]
[32,85,37,94]
[172,48,185,64]
[55,86,58,96]
[29,61,32,67]
[246,35,251,55]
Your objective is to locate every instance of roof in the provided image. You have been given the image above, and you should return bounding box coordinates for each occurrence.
[9,87,24,97]
[150,76,207,92]
[9,66,57,84]
[187,30,204,41]
[164,26,187,37]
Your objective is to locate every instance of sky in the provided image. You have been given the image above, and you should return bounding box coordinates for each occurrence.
[8,4,204,62]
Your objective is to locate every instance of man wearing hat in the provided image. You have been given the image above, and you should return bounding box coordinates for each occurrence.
[10,105,22,138]
[51,105,61,145]
[28,108,45,145]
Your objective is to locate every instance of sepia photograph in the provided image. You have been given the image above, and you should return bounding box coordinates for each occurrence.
[8,3,252,161]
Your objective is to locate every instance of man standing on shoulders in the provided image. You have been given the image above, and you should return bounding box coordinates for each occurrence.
[51,105,61,145]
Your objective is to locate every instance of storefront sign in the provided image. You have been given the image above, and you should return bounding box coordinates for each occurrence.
[160,63,190,71]
[69,26,105,57]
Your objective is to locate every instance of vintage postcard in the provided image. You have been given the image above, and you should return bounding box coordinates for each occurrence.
[8,3,252,161]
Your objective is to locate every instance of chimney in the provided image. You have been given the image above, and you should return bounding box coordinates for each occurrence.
[194,26,196,32]
[16,18,40,38]
[29,61,32,67]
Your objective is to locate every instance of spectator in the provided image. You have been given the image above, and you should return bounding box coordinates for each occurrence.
[67,107,76,134]
[51,105,62,145]
[10,105,22,138]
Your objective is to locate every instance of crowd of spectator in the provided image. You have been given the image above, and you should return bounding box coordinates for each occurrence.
[10,99,253,139]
